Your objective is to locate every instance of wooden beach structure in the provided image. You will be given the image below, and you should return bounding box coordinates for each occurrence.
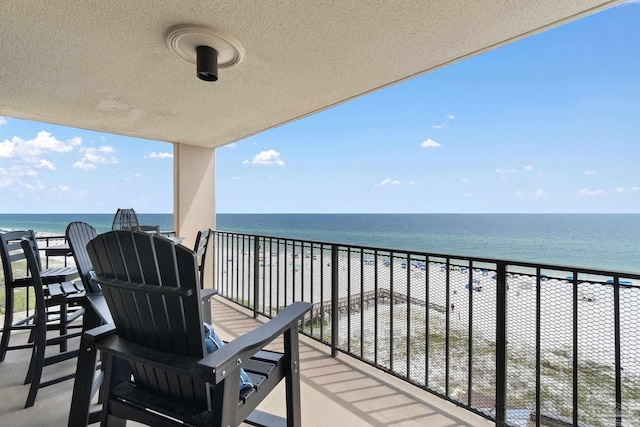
[309,288,446,320]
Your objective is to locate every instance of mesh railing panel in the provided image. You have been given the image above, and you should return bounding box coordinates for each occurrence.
[212,231,640,426]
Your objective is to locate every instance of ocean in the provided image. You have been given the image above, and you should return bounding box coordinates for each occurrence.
[0,213,638,273]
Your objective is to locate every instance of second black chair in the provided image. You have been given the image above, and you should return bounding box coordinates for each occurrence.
[0,230,82,363]
[20,237,84,407]
[66,221,100,293]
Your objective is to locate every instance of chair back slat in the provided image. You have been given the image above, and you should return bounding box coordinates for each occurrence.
[113,232,141,282]
[1,230,41,284]
[88,230,208,407]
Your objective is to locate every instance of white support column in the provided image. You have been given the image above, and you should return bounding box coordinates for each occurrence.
[174,142,216,288]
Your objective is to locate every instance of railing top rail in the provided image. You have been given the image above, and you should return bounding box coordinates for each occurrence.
[213,229,640,282]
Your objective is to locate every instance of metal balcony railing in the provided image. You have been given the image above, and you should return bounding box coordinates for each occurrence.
[212,230,640,427]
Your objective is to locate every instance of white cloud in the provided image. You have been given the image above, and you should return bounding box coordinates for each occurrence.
[148,151,173,159]
[619,186,640,193]
[22,181,44,191]
[73,160,97,170]
[0,166,38,193]
[73,146,118,170]
[134,173,141,177]
[377,178,401,186]
[0,131,82,165]
[432,124,443,129]
[446,114,455,120]
[24,180,44,190]
[29,131,78,154]
[420,138,441,148]
[0,117,6,125]
[516,189,547,198]
[98,146,115,153]
[584,170,596,175]
[524,165,534,171]
[0,139,15,157]
[408,180,416,185]
[578,188,604,197]
[496,168,517,175]
[533,189,547,198]
[37,159,55,170]
[58,185,70,192]
[10,165,37,177]
[248,149,285,166]
[73,189,88,199]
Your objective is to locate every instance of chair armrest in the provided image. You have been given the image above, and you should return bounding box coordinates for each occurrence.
[94,334,217,382]
[200,288,217,300]
[83,323,117,345]
[199,301,311,383]
[91,301,310,386]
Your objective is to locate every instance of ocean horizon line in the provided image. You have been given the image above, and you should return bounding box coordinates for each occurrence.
[1,213,638,272]
[3,212,640,215]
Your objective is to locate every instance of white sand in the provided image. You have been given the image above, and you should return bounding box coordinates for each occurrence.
[218,246,639,377]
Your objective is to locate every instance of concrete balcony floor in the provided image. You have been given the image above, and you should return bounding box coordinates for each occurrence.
[0,297,493,426]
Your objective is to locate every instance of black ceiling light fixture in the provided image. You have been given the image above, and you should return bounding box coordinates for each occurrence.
[196,46,218,81]
[166,25,244,82]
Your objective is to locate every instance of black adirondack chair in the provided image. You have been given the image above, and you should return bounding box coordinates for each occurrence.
[85,230,311,426]
[66,221,100,293]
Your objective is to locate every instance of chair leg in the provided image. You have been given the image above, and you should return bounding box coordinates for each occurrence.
[100,355,128,427]
[23,336,38,385]
[284,327,302,427]
[60,301,68,353]
[24,313,47,408]
[0,286,15,362]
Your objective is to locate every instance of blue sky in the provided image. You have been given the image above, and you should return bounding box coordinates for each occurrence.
[2,2,639,214]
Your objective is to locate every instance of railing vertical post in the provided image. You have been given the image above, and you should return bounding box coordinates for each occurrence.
[535,267,542,427]
[253,236,260,318]
[613,277,622,426]
[331,244,339,357]
[445,257,450,395]
[495,262,507,426]
[572,272,578,426]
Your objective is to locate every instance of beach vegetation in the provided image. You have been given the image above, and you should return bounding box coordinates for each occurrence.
[329,303,640,427]
[302,314,329,331]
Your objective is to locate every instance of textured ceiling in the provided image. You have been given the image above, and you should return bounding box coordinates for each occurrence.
[0,0,621,148]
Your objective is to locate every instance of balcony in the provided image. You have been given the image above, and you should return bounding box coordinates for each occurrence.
[2,232,639,426]
[0,276,489,426]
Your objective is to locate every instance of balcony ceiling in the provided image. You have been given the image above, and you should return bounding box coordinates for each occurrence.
[0,0,621,149]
